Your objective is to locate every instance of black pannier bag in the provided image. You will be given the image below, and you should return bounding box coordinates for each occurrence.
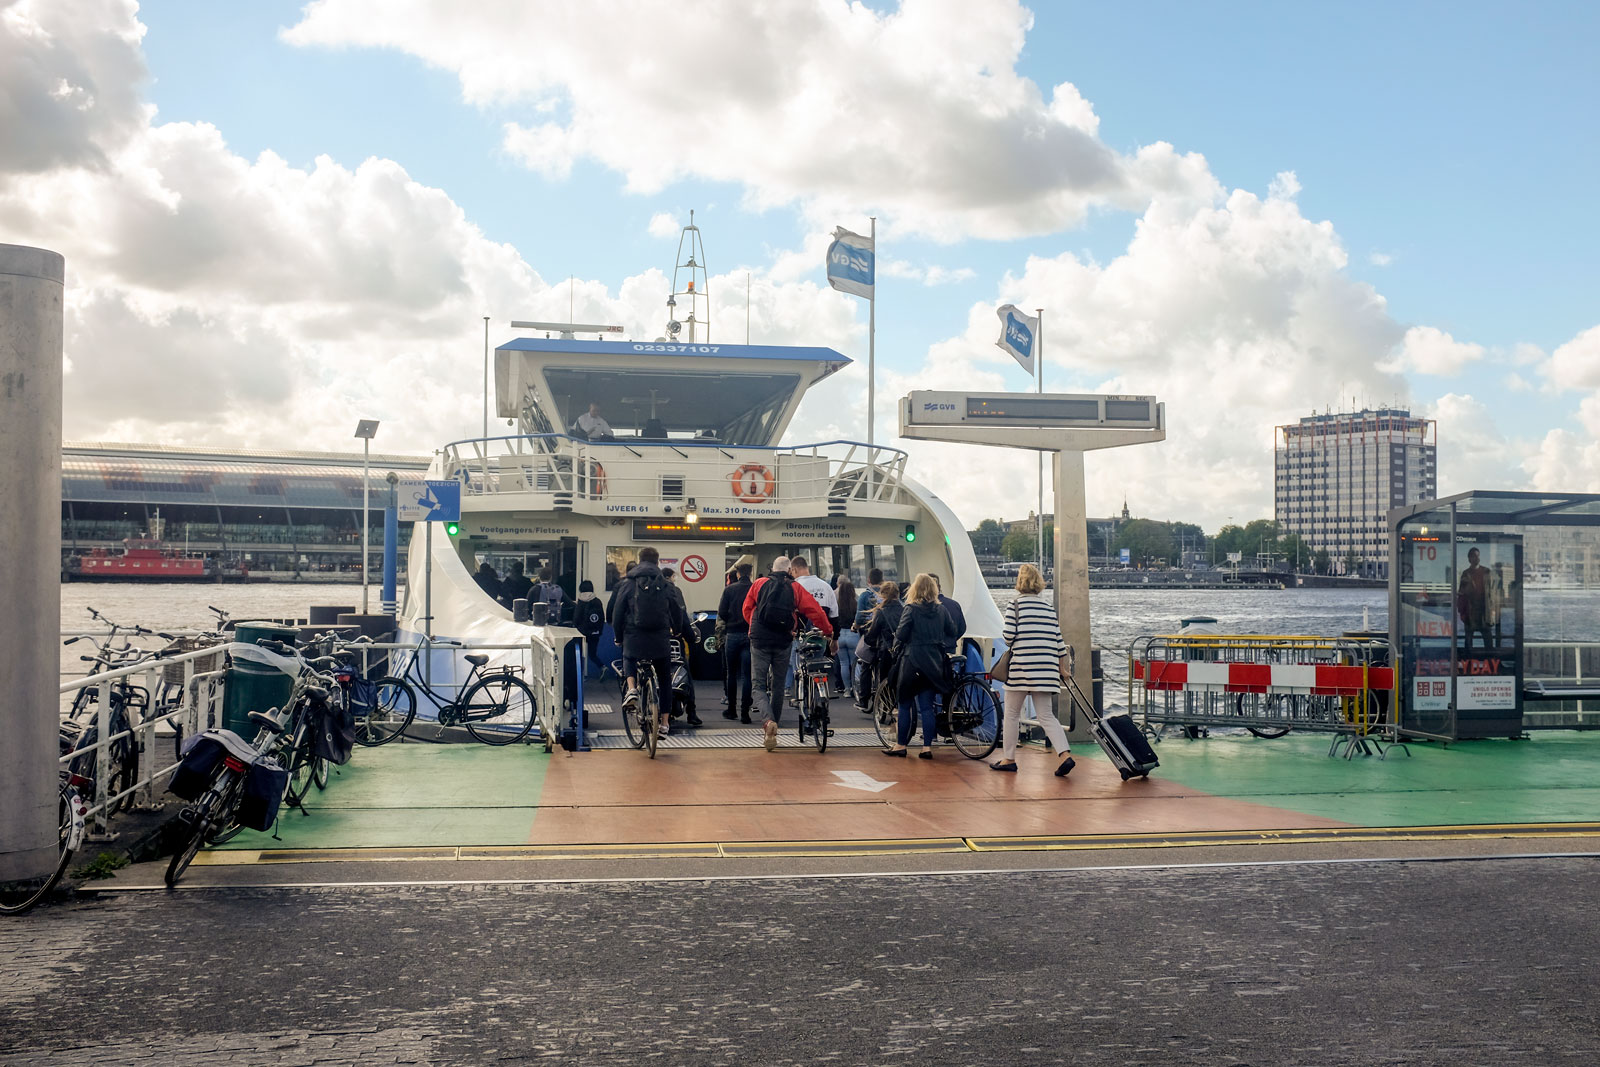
[168,733,230,800]
[238,756,289,831]
[311,692,357,766]
[349,675,378,719]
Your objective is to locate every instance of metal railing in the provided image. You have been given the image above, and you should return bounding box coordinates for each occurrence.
[438,434,913,509]
[1523,640,1600,729]
[1128,633,1397,758]
[57,644,228,837]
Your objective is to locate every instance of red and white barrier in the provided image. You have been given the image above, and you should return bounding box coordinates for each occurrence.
[1133,659,1394,696]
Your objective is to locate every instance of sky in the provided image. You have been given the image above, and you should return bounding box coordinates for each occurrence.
[4,0,1598,532]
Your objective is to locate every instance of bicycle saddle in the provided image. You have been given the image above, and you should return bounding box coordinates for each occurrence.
[464,654,490,667]
[247,710,284,734]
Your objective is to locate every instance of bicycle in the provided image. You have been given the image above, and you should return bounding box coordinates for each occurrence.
[60,644,152,816]
[387,644,536,746]
[869,653,999,759]
[793,631,834,753]
[165,704,294,886]
[0,770,89,915]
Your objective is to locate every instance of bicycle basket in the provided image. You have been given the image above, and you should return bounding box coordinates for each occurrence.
[162,636,225,686]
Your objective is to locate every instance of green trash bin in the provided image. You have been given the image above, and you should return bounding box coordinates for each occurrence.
[222,621,300,737]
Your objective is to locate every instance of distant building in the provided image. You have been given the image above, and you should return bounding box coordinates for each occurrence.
[61,442,432,575]
[1275,409,1436,578]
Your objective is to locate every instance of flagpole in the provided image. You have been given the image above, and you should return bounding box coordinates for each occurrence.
[1036,307,1044,570]
[867,216,876,449]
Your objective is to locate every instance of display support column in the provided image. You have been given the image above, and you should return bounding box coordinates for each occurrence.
[0,244,64,883]
[1053,449,1092,741]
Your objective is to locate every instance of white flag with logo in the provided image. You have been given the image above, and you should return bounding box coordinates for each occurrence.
[825,227,874,299]
[995,304,1038,375]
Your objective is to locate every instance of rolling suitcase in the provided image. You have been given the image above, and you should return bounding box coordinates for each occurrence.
[1064,674,1159,781]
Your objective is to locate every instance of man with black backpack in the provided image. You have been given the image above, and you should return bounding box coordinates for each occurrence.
[614,546,690,738]
[742,555,833,751]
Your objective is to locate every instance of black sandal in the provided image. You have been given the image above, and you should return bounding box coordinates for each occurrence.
[882,747,908,757]
[990,760,1018,772]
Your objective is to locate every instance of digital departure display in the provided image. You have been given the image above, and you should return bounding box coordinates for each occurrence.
[967,397,1101,422]
[632,519,756,541]
[903,390,1162,431]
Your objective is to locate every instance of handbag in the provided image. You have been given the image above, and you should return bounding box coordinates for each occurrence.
[991,650,1013,684]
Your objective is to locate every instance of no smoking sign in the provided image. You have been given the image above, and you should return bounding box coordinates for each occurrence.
[681,554,708,582]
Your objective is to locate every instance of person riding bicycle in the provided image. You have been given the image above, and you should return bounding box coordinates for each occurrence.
[615,546,691,737]
[742,555,833,752]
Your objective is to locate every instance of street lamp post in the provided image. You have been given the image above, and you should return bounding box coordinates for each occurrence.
[354,419,380,612]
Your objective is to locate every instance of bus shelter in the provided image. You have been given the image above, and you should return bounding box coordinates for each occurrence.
[1389,490,1600,740]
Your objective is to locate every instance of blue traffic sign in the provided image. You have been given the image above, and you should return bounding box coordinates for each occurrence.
[399,479,461,522]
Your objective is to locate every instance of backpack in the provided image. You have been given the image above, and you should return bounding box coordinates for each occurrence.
[539,581,565,608]
[311,690,357,766]
[755,574,797,637]
[628,570,673,633]
[576,600,605,635]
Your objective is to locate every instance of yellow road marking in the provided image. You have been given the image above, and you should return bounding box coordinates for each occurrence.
[193,822,1600,865]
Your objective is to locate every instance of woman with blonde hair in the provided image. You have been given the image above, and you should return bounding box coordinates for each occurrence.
[883,573,958,759]
[991,563,1074,776]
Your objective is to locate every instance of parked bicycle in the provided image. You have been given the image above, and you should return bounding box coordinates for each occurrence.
[384,642,536,746]
[0,769,89,915]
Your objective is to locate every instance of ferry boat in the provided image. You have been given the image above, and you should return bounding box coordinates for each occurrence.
[398,234,1002,676]
[66,537,212,582]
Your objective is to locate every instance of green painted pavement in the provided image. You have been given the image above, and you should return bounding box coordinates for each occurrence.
[216,743,550,849]
[1140,729,1600,827]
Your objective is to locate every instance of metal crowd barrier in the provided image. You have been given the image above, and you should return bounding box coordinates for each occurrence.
[1127,633,1399,759]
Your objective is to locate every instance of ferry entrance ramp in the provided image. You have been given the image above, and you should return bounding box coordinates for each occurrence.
[187,683,1600,871]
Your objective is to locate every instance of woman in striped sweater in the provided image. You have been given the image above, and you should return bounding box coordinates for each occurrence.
[992,563,1075,776]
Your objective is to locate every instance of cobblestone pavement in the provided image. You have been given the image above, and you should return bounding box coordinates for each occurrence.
[2,857,1597,1065]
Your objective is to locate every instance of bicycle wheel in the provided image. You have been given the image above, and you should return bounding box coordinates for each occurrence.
[312,751,330,790]
[167,775,237,887]
[108,736,139,815]
[949,680,1000,760]
[0,785,81,914]
[462,674,536,745]
[285,726,316,808]
[810,677,829,753]
[356,676,415,746]
[1236,693,1292,739]
[641,672,659,759]
[873,678,899,749]
[621,684,645,749]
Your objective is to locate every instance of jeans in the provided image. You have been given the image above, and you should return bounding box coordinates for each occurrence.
[723,631,752,711]
[751,642,791,725]
[897,687,938,747]
[836,630,860,695]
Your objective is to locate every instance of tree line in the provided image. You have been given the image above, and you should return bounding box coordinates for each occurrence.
[969,516,1351,574]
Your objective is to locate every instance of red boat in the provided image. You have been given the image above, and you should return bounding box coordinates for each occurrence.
[66,538,218,582]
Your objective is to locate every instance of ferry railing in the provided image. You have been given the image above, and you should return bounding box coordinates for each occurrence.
[1127,634,1400,759]
[1523,640,1600,729]
[440,434,913,509]
[57,643,229,837]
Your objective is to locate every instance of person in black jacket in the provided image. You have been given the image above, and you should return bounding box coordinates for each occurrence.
[882,573,957,759]
[862,580,902,711]
[718,562,754,722]
[571,580,608,680]
[498,560,533,609]
[612,547,690,737]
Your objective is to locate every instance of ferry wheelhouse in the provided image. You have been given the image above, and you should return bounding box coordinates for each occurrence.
[400,335,1002,654]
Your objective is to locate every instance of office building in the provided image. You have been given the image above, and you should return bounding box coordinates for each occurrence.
[1275,409,1436,577]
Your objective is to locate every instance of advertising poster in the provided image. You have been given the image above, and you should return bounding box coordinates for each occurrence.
[1398,533,1521,718]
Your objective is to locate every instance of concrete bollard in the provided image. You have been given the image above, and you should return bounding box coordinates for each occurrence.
[0,245,64,883]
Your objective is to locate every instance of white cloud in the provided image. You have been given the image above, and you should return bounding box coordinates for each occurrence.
[283,0,1213,240]
[1369,251,1393,267]
[879,259,976,286]
[1544,324,1600,390]
[1381,325,1486,376]
[647,212,680,239]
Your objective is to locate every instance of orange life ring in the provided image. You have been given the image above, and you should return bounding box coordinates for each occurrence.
[582,459,607,499]
[730,463,775,503]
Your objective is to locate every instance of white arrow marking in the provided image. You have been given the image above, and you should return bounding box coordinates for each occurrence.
[831,770,896,793]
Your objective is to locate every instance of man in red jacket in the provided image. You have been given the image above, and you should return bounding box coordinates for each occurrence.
[742,555,833,751]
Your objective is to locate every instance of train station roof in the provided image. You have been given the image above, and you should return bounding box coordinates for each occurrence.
[63,442,432,509]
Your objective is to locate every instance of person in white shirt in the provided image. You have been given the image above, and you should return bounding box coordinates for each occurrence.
[575,402,613,439]
[786,556,838,699]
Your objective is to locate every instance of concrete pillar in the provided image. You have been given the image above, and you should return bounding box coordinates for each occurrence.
[1053,449,1092,741]
[0,245,64,882]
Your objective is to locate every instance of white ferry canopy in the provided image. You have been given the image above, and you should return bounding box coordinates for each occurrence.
[494,337,851,448]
